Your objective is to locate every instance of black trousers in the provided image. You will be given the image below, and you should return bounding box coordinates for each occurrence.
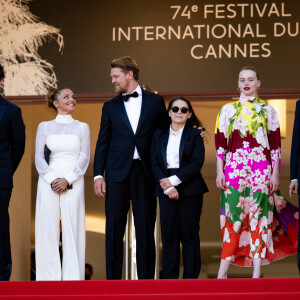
[0,189,12,281]
[105,160,156,279]
[159,193,203,279]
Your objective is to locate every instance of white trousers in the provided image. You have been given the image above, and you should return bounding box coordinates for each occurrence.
[35,172,85,281]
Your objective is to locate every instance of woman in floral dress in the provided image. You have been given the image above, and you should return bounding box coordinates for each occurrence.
[215,66,298,278]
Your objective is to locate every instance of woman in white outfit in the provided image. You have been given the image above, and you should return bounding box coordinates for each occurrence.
[35,87,90,280]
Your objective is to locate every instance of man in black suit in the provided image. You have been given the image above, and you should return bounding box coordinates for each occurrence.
[289,99,300,272]
[0,64,26,281]
[94,56,168,279]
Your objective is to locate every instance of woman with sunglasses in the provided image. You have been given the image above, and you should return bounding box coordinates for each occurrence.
[151,96,208,279]
[215,66,298,278]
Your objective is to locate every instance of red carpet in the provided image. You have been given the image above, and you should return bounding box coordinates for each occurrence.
[1,278,300,299]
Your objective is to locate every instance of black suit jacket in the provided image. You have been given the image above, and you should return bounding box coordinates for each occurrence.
[0,96,26,189]
[290,100,300,181]
[151,126,208,198]
[94,89,168,182]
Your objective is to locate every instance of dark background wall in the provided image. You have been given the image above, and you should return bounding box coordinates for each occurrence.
[29,0,300,94]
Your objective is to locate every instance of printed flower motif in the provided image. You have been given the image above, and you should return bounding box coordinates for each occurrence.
[266,229,274,253]
[239,231,250,247]
[259,216,268,232]
[271,149,281,168]
[243,141,250,148]
[242,106,252,116]
[234,115,248,136]
[220,215,226,229]
[218,104,236,134]
[273,194,286,213]
[250,218,258,231]
[229,168,239,179]
[223,228,230,243]
[254,169,261,177]
[268,210,273,225]
[265,105,279,131]
[239,93,254,104]
[223,187,232,198]
[255,126,269,149]
[225,202,232,218]
[253,103,262,113]
[239,212,246,221]
[217,147,225,155]
[237,196,248,210]
[233,221,242,233]
[230,161,237,169]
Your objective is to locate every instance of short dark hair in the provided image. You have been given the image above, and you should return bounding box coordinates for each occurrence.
[0,64,5,80]
[167,96,202,128]
[111,56,139,81]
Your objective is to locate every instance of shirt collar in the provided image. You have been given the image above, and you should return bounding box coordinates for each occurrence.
[169,125,184,136]
[55,114,74,124]
[122,84,142,97]
[239,93,257,104]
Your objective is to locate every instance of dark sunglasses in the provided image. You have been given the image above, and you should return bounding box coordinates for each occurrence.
[171,106,189,114]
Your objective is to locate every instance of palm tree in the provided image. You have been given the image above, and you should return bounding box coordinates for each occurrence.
[0,0,64,95]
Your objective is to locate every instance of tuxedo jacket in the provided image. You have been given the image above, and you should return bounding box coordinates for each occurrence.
[0,96,26,189]
[151,126,208,198]
[290,100,300,181]
[94,89,168,182]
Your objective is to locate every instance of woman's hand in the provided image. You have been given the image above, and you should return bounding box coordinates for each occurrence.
[167,187,179,200]
[51,178,69,194]
[216,170,226,190]
[270,172,280,194]
[160,178,172,190]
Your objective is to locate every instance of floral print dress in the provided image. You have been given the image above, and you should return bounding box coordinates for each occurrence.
[215,94,298,266]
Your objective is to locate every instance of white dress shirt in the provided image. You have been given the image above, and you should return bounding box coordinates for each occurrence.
[94,85,142,181]
[124,85,142,160]
[164,126,183,195]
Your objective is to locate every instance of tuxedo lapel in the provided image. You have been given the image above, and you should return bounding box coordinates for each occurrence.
[115,94,134,134]
[136,90,151,134]
[179,126,190,165]
[160,130,169,169]
[0,97,7,122]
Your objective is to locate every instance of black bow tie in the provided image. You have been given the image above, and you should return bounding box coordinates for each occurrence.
[122,91,139,102]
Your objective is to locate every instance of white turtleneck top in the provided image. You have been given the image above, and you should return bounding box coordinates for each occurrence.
[35,114,90,185]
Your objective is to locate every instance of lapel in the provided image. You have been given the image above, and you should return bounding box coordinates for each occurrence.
[136,89,151,135]
[178,126,190,165]
[160,129,170,169]
[115,94,134,134]
[0,96,7,122]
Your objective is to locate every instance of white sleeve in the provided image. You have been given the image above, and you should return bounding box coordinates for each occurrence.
[64,123,90,184]
[168,175,182,186]
[35,122,56,184]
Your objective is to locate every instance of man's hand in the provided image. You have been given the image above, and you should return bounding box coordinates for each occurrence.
[194,126,205,139]
[94,178,106,198]
[51,178,69,194]
[167,188,179,200]
[160,178,172,190]
[289,180,298,198]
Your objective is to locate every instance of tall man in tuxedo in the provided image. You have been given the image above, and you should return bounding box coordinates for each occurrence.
[94,56,168,279]
[289,99,300,272]
[0,64,26,280]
